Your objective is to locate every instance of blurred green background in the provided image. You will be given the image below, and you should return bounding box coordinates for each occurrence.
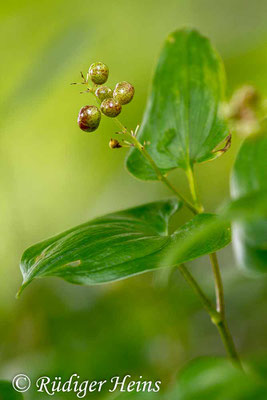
[0,0,267,398]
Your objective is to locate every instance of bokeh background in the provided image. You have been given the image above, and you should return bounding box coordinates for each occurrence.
[0,0,267,398]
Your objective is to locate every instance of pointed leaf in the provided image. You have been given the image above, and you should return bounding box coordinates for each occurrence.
[126,28,228,180]
[19,203,231,294]
[19,199,182,294]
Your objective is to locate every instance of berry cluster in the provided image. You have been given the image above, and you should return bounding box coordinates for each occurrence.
[74,62,135,133]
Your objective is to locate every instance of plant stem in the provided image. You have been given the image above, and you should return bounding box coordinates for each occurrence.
[87,87,198,213]
[86,87,242,367]
[185,165,242,368]
[115,117,242,368]
[177,264,218,320]
[114,119,199,214]
[216,320,243,369]
[185,165,203,213]
[209,252,225,318]
[209,253,242,368]
[177,264,242,369]
[88,89,198,214]
[185,167,226,316]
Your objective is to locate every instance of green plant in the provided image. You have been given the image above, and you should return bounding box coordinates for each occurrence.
[18,28,267,376]
[0,381,24,400]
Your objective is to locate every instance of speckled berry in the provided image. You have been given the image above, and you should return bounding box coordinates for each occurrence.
[77,105,101,132]
[88,62,109,85]
[95,86,113,102]
[113,81,135,105]
[100,98,122,118]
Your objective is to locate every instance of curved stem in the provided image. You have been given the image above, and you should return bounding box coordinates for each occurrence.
[85,88,198,214]
[114,119,198,214]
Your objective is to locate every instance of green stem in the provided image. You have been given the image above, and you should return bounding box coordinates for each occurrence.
[86,87,242,367]
[185,167,226,316]
[185,164,242,369]
[117,117,242,368]
[185,165,203,213]
[209,252,225,318]
[177,264,218,321]
[216,320,243,369]
[87,89,198,214]
[114,119,198,215]
[87,87,197,214]
[177,264,242,369]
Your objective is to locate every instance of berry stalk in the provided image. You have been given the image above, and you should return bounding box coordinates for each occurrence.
[73,64,242,369]
[113,118,199,214]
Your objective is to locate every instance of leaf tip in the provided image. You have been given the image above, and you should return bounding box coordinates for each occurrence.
[16,288,23,299]
[16,282,29,299]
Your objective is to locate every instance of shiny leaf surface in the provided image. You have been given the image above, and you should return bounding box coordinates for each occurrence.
[126,28,228,180]
[19,202,230,294]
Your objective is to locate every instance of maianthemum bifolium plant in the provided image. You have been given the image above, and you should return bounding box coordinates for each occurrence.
[16,28,267,395]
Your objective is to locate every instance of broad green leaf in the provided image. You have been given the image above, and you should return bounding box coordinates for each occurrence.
[166,357,267,400]
[0,381,24,400]
[18,199,181,294]
[231,131,267,275]
[126,28,228,180]
[18,201,230,294]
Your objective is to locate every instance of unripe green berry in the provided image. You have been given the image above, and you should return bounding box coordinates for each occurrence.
[77,105,101,132]
[88,62,109,84]
[95,86,113,102]
[113,81,135,105]
[100,98,122,118]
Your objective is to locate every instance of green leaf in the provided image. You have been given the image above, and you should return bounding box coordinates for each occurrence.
[126,28,228,180]
[231,131,267,275]
[163,189,267,270]
[223,191,267,221]
[18,199,181,294]
[0,381,24,400]
[163,214,231,268]
[19,201,230,294]
[166,357,267,400]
